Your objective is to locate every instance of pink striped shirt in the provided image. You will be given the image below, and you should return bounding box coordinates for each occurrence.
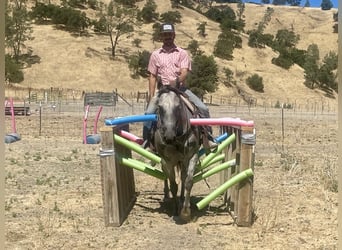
[148,46,191,85]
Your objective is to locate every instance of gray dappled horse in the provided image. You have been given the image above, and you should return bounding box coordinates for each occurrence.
[153,85,201,223]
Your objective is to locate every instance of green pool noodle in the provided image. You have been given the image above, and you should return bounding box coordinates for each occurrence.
[121,158,166,180]
[196,168,253,210]
[198,133,236,171]
[206,153,226,167]
[195,153,225,174]
[114,134,161,163]
[193,159,236,183]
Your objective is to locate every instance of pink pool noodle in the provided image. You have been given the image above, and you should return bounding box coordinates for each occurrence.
[83,105,90,144]
[93,106,103,134]
[190,118,254,127]
[119,130,144,145]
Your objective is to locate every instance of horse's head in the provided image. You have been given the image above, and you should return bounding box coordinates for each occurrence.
[156,86,187,143]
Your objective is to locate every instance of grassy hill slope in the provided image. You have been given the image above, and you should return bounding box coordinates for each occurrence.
[15,1,338,106]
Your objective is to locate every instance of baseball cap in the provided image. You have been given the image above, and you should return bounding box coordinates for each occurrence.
[160,23,175,33]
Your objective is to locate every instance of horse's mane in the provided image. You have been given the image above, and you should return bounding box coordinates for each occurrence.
[158,85,183,97]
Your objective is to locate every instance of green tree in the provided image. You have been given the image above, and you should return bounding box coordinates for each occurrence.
[248,30,273,48]
[186,55,219,98]
[289,48,306,68]
[98,1,138,58]
[272,52,293,69]
[5,0,33,62]
[93,16,107,33]
[306,43,320,62]
[304,58,319,89]
[132,38,141,48]
[151,23,162,42]
[205,6,235,23]
[317,52,338,95]
[31,3,90,33]
[171,0,182,8]
[272,0,286,5]
[322,51,338,71]
[287,0,301,6]
[274,29,299,49]
[187,40,203,57]
[321,0,333,10]
[246,74,264,92]
[223,67,236,87]
[160,11,182,24]
[317,64,336,95]
[257,7,274,33]
[236,2,245,20]
[214,30,241,60]
[30,3,57,22]
[197,22,206,37]
[303,45,320,89]
[247,7,274,48]
[303,49,337,95]
[5,54,24,83]
[127,50,150,78]
[113,0,136,7]
[138,0,158,23]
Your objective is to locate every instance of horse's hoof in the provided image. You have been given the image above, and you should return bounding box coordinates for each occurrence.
[180,208,191,223]
[173,215,188,225]
[163,195,172,202]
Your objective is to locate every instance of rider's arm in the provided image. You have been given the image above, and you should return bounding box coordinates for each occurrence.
[173,68,188,89]
[177,68,188,86]
[148,73,157,103]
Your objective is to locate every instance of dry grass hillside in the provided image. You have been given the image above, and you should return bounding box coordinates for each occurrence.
[13,1,338,106]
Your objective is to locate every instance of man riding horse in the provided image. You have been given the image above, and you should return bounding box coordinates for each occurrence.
[143,23,216,151]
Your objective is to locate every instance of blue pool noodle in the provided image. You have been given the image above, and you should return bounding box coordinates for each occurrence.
[105,114,158,126]
[198,132,229,156]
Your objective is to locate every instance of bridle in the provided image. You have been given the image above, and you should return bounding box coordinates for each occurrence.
[156,86,193,143]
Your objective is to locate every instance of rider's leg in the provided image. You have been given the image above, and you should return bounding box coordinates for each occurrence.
[183,89,210,118]
[184,89,217,149]
[143,96,158,148]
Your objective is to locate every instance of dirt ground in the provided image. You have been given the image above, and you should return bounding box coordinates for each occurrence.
[5,103,338,249]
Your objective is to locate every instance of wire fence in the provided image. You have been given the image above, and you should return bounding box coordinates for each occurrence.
[5,97,337,142]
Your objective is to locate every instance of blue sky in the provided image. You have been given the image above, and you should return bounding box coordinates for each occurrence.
[247,0,338,8]
[308,0,337,7]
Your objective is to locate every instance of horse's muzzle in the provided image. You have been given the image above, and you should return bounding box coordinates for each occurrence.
[162,128,176,143]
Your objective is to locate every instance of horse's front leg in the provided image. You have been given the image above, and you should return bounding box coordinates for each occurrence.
[180,154,198,222]
[169,179,179,216]
[163,179,171,201]
[162,163,179,216]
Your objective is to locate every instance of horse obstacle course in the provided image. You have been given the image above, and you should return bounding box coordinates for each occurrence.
[99,114,255,227]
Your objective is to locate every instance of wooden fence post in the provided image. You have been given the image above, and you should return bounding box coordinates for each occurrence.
[236,126,255,226]
[99,124,136,226]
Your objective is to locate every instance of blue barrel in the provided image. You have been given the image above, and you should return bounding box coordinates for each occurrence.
[5,133,21,144]
[86,134,101,144]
